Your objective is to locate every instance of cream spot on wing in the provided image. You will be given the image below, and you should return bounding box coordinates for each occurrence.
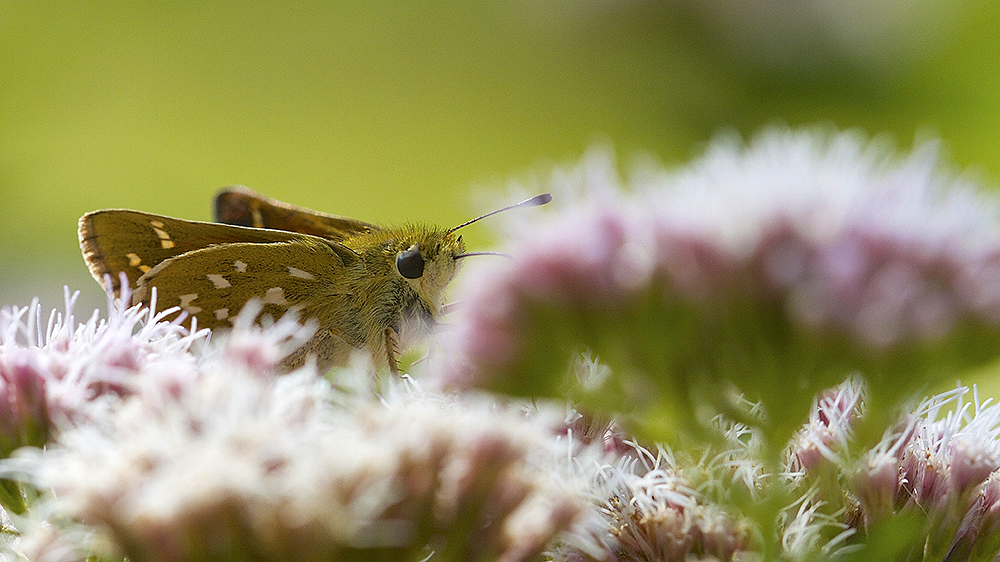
[126,253,142,267]
[234,260,248,272]
[288,266,314,280]
[262,287,288,305]
[151,226,173,249]
[214,308,229,320]
[139,265,151,273]
[206,274,231,288]
[178,293,202,314]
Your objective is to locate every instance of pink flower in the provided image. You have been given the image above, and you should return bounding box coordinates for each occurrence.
[436,131,1000,448]
[790,379,864,473]
[0,285,207,458]
[570,449,755,562]
[13,351,587,562]
[846,387,1000,559]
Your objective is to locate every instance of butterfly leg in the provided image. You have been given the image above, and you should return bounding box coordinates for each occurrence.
[384,328,400,376]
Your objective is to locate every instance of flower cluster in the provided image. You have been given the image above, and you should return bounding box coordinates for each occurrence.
[0,291,589,562]
[551,421,866,562]
[846,388,1000,560]
[435,130,1000,449]
[0,284,212,428]
[0,285,211,513]
[558,450,756,562]
[782,380,1000,560]
[548,381,1000,562]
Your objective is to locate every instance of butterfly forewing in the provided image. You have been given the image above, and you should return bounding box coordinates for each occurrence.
[215,186,377,241]
[78,210,322,295]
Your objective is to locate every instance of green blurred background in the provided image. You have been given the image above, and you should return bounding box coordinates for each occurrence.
[3,0,1000,392]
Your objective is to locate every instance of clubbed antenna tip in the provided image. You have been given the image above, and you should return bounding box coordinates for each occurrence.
[448,194,552,233]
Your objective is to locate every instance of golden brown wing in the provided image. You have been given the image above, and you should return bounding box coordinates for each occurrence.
[130,237,353,330]
[214,186,377,241]
[131,236,366,371]
[79,210,325,295]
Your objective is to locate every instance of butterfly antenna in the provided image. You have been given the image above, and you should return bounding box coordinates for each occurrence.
[447,194,551,233]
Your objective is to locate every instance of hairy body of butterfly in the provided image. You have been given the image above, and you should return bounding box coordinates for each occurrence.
[79,187,467,373]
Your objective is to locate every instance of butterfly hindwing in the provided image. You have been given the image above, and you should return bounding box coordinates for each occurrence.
[133,235,361,338]
[215,186,377,241]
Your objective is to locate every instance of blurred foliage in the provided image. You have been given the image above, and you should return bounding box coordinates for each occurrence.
[3,0,1000,395]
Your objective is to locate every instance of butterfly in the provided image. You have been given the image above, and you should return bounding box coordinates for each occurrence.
[79,186,549,373]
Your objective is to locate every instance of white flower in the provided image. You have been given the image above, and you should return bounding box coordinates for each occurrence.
[0,282,208,461]
[5,304,587,562]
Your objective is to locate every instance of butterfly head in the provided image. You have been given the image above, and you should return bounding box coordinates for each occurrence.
[381,194,553,310]
[345,225,467,314]
[392,227,467,307]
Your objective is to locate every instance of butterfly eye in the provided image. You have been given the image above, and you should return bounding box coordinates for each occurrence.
[396,244,425,279]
